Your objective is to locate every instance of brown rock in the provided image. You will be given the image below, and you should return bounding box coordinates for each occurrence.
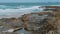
[22,12,58,34]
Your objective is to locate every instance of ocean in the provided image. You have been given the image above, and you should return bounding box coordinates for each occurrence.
[0,3,59,34]
[0,3,59,18]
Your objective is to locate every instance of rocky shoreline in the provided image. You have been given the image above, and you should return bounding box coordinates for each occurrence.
[0,6,60,34]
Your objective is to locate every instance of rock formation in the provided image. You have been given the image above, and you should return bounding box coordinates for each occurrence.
[22,12,58,34]
[0,6,60,34]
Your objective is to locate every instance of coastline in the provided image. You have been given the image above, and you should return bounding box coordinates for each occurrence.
[0,6,60,34]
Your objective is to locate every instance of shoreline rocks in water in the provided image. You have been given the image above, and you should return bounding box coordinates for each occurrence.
[0,13,57,34]
[0,6,60,34]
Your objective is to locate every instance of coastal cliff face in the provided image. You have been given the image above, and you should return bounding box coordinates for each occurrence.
[0,6,60,34]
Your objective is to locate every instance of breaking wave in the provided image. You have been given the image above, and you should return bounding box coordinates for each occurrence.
[0,5,45,18]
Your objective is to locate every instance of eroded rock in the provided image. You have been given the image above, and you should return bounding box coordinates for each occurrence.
[22,12,57,34]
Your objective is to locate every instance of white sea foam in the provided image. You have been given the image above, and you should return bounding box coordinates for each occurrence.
[0,5,45,18]
[2,29,14,32]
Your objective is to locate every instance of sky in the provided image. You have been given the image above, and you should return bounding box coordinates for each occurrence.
[0,0,59,3]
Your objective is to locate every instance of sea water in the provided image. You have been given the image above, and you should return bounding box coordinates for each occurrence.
[0,3,59,18]
[0,3,59,34]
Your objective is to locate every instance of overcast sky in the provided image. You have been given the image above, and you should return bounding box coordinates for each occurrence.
[0,0,58,3]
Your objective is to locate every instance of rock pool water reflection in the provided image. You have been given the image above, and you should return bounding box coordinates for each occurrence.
[16,28,32,34]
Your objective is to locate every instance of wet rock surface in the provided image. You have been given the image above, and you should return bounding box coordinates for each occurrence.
[0,6,60,34]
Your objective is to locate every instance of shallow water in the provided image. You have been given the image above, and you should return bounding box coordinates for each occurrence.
[16,28,32,34]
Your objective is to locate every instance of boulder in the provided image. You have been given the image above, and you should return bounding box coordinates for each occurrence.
[22,12,57,34]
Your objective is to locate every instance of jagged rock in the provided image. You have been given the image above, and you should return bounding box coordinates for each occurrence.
[0,10,60,34]
[22,12,57,34]
[0,17,23,28]
[0,17,24,34]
